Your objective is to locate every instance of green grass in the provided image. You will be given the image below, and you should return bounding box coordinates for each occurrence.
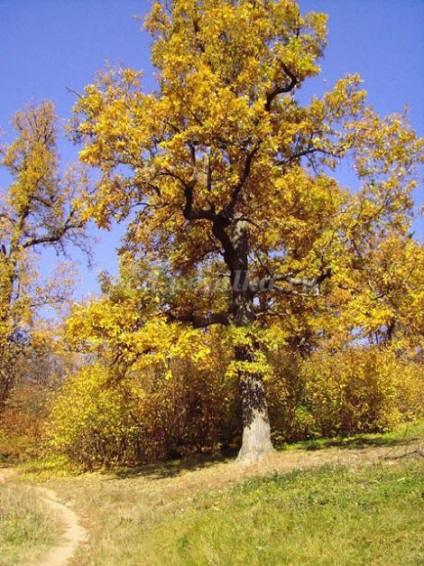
[19,454,79,480]
[0,480,59,566]
[42,422,424,566]
[114,463,423,566]
[14,421,422,566]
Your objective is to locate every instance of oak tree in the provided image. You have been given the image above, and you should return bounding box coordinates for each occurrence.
[70,0,423,463]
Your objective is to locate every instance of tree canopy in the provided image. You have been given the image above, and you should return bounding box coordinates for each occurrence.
[65,0,424,463]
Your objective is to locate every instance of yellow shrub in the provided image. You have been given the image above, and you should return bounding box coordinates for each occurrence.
[47,364,146,469]
[266,346,423,442]
[47,344,423,467]
[47,350,237,469]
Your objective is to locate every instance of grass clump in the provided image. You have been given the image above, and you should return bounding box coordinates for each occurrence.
[0,480,58,566]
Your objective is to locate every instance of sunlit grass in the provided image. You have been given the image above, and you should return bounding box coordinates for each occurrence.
[41,421,424,566]
[152,462,423,566]
[96,462,422,566]
[0,480,58,566]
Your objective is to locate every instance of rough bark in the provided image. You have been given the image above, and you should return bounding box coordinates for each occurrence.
[235,344,274,465]
[230,218,274,464]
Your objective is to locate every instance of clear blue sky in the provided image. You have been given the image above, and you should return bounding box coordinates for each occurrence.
[1,0,423,299]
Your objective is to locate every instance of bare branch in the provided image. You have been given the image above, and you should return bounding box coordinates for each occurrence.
[66,86,83,100]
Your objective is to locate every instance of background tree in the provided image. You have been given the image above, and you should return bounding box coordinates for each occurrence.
[0,101,88,409]
[70,0,423,463]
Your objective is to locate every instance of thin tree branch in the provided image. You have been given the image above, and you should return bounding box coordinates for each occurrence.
[65,86,83,100]
[265,61,298,111]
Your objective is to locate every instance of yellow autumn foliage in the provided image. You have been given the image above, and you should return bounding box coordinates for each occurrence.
[47,0,424,465]
[267,346,424,442]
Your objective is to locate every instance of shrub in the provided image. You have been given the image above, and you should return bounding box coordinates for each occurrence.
[47,344,424,468]
[47,363,147,469]
[267,346,424,442]
[0,384,48,462]
[47,352,238,469]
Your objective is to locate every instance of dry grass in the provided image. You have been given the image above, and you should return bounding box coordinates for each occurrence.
[32,422,424,566]
[0,471,59,566]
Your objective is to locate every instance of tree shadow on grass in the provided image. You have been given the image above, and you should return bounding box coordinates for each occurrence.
[111,451,237,481]
[291,423,424,452]
[302,436,408,451]
[109,422,424,479]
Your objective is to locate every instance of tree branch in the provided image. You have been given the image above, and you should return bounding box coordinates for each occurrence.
[265,62,298,111]
[224,143,261,218]
[65,86,83,100]
[166,310,229,328]
[22,217,84,249]
[276,268,332,289]
[182,181,217,222]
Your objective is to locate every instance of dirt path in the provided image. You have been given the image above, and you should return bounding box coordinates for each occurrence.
[0,468,87,566]
[31,486,87,566]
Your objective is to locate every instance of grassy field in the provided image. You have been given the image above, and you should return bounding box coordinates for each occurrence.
[152,463,423,566]
[34,421,424,566]
[0,478,59,566]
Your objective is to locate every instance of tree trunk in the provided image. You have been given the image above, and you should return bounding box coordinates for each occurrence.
[230,218,274,465]
[235,343,274,465]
